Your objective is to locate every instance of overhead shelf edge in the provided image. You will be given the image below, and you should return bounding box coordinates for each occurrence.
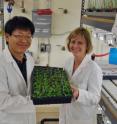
[81,16,115,31]
[100,91,117,123]
[85,12,116,19]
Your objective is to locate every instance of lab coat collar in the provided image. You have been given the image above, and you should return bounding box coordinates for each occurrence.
[3,46,16,63]
[78,54,91,69]
[71,54,91,78]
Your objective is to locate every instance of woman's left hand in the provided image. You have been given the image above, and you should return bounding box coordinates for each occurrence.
[70,84,79,99]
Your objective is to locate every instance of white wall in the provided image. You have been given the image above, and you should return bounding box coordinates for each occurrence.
[51,0,81,33]
[32,0,82,67]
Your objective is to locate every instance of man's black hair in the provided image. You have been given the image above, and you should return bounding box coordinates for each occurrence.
[5,16,35,35]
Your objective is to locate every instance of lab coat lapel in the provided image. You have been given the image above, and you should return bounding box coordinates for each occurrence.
[71,55,91,79]
[12,62,25,82]
[69,58,74,77]
[3,47,27,86]
[26,55,33,95]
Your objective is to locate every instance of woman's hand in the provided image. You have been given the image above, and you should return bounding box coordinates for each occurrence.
[70,84,79,100]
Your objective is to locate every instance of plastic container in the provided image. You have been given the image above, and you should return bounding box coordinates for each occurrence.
[109,48,117,65]
[31,66,72,105]
[36,9,52,15]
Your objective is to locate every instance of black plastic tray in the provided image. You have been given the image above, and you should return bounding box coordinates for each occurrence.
[31,66,72,105]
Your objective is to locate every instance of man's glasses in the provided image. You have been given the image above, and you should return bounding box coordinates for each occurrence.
[11,34,32,41]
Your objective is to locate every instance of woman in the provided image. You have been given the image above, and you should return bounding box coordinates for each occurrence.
[59,27,103,124]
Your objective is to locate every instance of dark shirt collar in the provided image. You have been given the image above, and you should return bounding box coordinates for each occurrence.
[12,54,27,64]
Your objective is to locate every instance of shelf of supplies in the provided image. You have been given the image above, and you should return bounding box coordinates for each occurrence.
[100,91,117,124]
[81,15,115,31]
[85,11,116,19]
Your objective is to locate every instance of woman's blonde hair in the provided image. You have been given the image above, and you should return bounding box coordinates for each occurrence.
[67,27,93,53]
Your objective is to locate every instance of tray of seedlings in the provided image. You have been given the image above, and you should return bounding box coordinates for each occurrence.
[31,66,72,105]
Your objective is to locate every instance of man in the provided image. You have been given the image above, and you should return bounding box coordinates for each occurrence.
[0,16,36,124]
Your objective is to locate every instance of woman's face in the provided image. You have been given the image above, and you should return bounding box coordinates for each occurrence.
[69,34,87,58]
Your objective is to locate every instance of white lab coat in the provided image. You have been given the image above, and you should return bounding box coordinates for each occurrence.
[0,47,36,124]
[59,55,102,124]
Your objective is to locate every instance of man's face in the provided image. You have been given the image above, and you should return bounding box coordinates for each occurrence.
[5,29,32,55]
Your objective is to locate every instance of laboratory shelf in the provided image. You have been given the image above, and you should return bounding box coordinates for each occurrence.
[81,16,114,31]
[112,80,117,85]
[96,60,117,80]
[100,80,117,124]
[103,80,117,104]
[110,80,117,87]
[81,0,116,31]
[84,11,116,19]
